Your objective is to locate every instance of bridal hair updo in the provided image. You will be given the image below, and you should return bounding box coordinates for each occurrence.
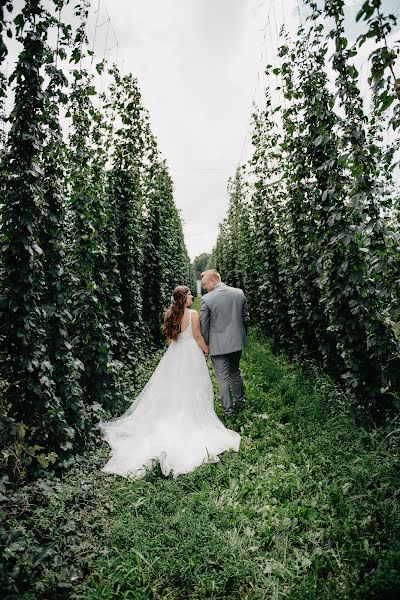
[163,285,190,341]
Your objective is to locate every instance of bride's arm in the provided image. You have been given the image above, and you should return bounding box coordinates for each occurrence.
[191,311,209,355]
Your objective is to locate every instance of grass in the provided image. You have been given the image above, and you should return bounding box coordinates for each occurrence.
[1,322,399,599]
[192,295,202,311]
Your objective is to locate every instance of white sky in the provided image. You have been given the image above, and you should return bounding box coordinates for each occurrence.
[91,0,398,261]
[4,0,399,260]
[87,0,301,260]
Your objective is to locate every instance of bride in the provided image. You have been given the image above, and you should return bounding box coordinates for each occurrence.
[97,285,240,479]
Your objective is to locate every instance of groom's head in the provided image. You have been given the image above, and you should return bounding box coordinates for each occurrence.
[201,269,221,293]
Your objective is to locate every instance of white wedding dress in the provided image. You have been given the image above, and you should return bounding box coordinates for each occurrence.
[97,309,240,479]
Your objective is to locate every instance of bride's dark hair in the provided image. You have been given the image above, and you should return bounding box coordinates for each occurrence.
[163,285,190,341]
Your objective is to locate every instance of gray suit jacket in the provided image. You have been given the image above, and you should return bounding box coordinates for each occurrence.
[200,283,250,356]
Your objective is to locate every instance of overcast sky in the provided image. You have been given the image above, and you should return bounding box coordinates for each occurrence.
[90,0,398,261]
[5,0,399,260]
[86,0,301,260]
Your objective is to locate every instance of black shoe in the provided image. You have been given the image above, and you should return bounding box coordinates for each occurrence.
[234,402,245,413]
[223,409,235,417]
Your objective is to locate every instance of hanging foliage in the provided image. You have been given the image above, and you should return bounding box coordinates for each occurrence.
[355,0,400,129]
[324,0,399,407]
[0,0,192,478]
[247,94,291,347]
[211,0,400,415]
[40,0,91,458]
[66,19,119,415]
[106,68,146,357]
[0,0,13,148]
[0,0,73,476]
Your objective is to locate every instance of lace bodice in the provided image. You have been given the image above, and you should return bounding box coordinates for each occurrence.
[178,309,194,342]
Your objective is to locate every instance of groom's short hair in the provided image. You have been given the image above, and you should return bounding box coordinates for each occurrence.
[201,269,221,282]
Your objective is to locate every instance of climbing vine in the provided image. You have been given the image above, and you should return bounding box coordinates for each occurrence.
[210,0,399,414]
[0,0,192,478]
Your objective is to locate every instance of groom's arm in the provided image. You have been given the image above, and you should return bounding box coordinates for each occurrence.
[242,292,250,335]
[199,297,210,345]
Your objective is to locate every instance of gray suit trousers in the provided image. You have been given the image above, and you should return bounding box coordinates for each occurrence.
[211,351,245,415]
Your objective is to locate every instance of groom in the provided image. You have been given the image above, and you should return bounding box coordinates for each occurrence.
[199,269,250,416]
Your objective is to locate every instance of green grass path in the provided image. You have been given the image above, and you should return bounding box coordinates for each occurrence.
[4,317,399,599]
